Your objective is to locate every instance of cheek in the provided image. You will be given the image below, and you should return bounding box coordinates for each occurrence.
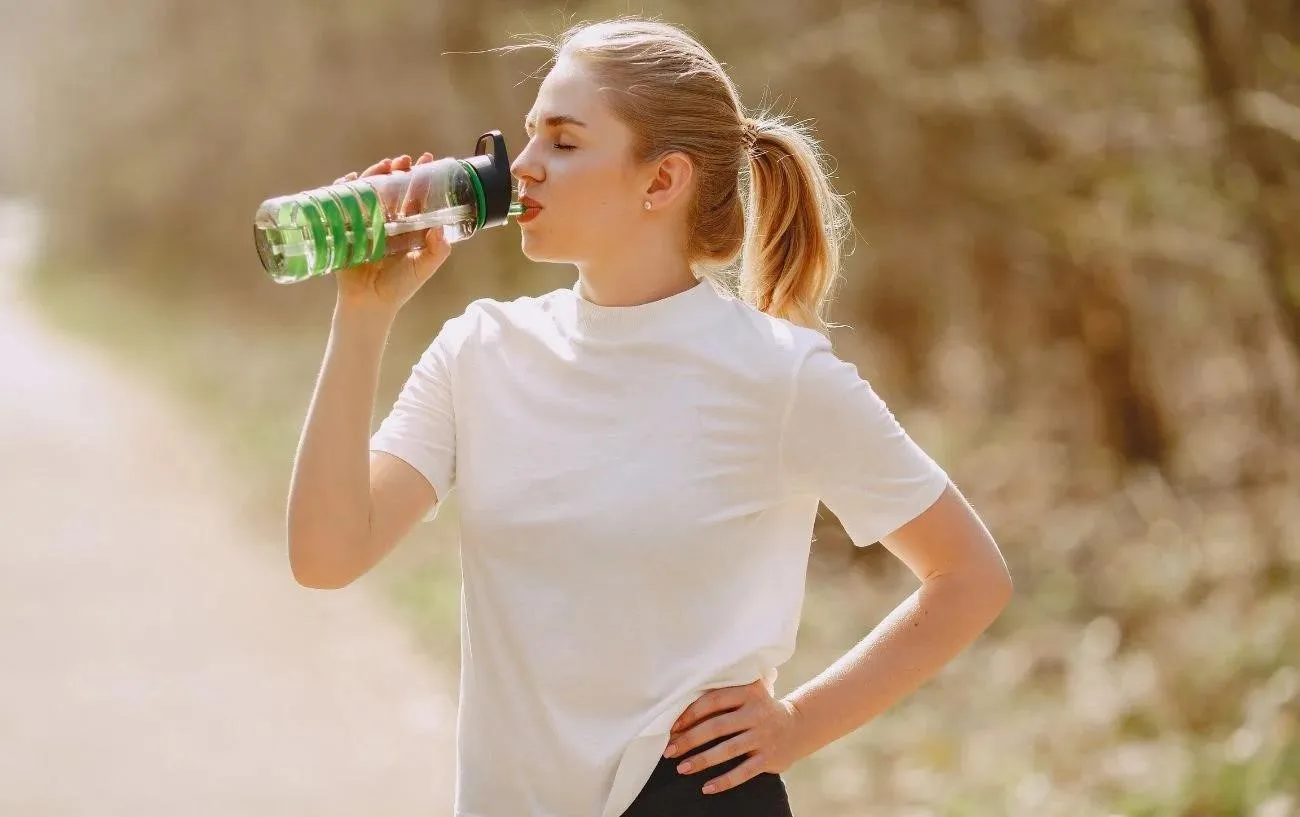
[564,155,634,214]
[524,155,639,258]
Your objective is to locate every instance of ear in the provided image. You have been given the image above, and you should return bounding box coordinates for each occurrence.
[642,151,694,212]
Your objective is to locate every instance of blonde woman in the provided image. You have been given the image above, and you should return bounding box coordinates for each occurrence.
[287,17,1013,817]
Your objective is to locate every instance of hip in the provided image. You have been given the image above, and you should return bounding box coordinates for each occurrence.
[619,733,793,817]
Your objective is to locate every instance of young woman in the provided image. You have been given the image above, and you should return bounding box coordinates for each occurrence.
[287,17,1013,817]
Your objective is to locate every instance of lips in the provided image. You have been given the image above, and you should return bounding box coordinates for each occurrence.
[517,194,543,225]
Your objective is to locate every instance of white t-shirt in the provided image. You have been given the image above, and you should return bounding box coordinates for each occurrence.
[369,277,948,817]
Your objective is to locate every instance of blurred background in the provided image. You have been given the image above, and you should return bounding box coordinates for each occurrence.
[1,0,1298,815]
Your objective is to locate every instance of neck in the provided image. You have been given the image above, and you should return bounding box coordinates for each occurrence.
[574,238,699,308]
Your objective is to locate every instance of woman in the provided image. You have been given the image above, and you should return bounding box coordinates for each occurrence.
[286,17,1013,817]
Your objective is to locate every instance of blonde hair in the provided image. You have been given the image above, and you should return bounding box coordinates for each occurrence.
[518,18,851,332]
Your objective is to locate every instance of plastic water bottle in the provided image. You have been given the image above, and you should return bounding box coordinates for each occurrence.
[253,130,523,284]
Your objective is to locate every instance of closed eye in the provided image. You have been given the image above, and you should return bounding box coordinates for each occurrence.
[553,142,577,151]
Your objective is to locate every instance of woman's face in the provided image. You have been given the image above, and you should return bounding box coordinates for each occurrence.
[510,57,647,266]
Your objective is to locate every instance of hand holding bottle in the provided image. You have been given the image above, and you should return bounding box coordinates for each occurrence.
[253,130,516,305]
[331,152,451,315]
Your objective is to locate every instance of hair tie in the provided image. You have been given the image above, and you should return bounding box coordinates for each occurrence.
[741,118,761,151]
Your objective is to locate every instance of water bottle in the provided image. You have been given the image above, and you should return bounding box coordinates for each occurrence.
[253,130,522,284]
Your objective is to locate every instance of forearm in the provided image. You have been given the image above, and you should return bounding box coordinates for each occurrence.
[286,301,395,587]
[781,568,1012,761]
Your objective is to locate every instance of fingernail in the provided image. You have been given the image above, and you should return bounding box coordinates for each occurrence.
[677,760,692,774]
[702,783,717,794]
[664,743,677,757]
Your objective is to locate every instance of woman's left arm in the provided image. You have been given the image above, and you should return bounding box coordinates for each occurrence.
[667,483,1012,794]
[664,338,1013,795]
[779,480,1012,762]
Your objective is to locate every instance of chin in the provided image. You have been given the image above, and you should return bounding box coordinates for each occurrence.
[519,231,574,265]
[519,235,545,262]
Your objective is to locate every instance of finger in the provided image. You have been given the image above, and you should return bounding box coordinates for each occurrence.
[673,693,720,733]
[360,158,392,178]
[401,157,433,217]
[400,228,448,258]
[408,229,451,279]
[385,229,420,256]
[363,159,405,217]
[391,154,413,171]
[665,710,747,758]
[672,687,746,733]
[343,171,359,181]
[414,151,435,165]
[672,730,754,776]
[700,754,767,796]
[418,227,449,252]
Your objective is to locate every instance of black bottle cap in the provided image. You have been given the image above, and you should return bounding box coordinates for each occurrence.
[464,131,513,230]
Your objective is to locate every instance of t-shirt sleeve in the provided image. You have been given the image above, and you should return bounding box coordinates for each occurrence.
[781,336,949,547]
[368,315,464,519]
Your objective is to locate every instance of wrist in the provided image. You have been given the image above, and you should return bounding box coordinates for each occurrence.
[779,693,821,762]
[332,296,399,332]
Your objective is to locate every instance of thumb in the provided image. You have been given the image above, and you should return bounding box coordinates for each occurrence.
[409,228,451,278]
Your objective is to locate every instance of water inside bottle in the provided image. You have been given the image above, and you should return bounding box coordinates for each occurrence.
[254,183,377,283]
[255,187,527,285]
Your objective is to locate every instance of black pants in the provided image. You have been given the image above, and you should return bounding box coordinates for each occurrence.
[619,733,794,816]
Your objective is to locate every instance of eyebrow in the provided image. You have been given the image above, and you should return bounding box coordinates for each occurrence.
[523,114,588,133]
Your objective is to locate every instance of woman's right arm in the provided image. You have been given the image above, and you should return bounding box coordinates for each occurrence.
[286,153,451,589]
[286,302,437,589]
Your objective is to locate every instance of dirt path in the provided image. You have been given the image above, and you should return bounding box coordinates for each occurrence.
[0,204,458,816]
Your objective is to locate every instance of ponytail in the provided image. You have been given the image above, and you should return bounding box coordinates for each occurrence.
[741,117,850,333]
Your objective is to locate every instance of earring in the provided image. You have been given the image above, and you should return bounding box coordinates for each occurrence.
[643,200,652,211]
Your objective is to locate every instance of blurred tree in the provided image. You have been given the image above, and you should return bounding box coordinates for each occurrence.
[10,3,1300,814]
[1186,0,1300,357]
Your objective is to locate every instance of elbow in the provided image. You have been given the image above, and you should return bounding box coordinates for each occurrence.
[990,567,1014,612]
[968,537,1014,614]
[940,562,1014,621]
[975,560,1015,620]
[287,535,359,590]
[291,566,354,591]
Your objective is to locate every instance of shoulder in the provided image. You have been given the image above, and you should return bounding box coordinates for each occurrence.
[711,290,833,374]
[463,288,570,324]
[433,288,571,350]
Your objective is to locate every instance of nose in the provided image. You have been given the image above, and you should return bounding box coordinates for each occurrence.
[510,135,544,185]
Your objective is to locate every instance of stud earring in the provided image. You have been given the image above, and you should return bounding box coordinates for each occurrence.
[643,200,652,211]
